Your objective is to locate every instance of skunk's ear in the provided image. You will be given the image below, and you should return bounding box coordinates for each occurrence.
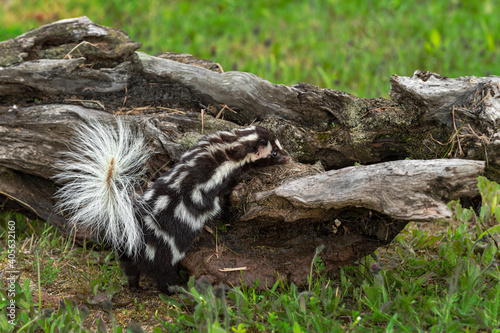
[255,140,272,159]
[257,139,268,149]
[249,139,266,153]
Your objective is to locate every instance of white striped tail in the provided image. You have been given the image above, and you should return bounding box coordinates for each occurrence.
[53,118,151,257]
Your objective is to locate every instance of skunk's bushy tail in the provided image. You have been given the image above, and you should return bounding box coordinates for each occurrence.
[54,119,151,256]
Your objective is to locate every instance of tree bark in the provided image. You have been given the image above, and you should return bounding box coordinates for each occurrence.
[185,158,483,287]
[0,17,495,288]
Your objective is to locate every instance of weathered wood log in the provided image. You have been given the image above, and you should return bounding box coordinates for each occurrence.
[0,17,495,288]
[245,159,483,222]
[390,70,500,179]
[2,18,499,173]
[390,70,500,127]
[186,159,484,288]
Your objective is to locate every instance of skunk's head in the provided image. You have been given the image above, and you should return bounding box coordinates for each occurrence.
[203,125,290,168]
[247,126,290,167]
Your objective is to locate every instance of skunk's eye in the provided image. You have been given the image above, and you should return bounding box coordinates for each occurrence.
[272,151,278,157]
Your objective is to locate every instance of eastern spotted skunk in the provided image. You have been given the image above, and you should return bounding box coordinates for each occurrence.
[54,119,289,294]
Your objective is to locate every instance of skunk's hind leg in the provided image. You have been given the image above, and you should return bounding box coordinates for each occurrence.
[119,255,141,291]
[153,263,178,295]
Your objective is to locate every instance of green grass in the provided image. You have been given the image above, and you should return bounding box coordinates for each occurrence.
[1,0,499,98]
[1,177,500,332]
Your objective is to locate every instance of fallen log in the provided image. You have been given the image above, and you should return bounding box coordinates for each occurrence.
[0,17,495,288]
[185,159,484,287]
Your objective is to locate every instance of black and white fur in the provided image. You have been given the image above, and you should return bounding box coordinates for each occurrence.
[54,119,289,293]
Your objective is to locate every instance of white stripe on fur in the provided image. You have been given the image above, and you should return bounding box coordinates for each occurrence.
[170,171,189,190]
[275,139,283,150]
[145,243,156,261]
[144,215,186,265]
[143,189,155,202]
[154,195,170,214]
[174,197,221,231]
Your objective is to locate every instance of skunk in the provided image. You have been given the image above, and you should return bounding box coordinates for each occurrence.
[54,119,289,293]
